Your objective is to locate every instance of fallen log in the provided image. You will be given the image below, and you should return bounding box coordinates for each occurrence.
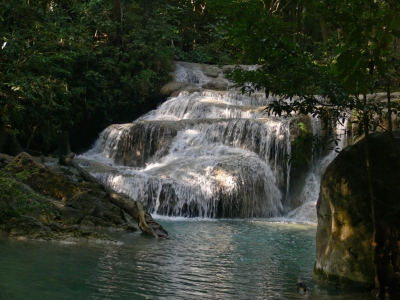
[60,157,169,238]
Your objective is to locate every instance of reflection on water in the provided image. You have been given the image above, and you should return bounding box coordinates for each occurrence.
[0,220,373,300]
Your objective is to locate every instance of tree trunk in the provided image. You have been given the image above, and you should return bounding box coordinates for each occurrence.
[59,131,71,158]
[0,113,6,153]
[60,157,169,238]
[5,131,23,156]
[396,38,400,55]
[363,94,385,299]
[0,103,10,154]
[386,83,400,165]
[113,0,123,46]
[178,15,188,50]
[25,125,37,150]
[320,19,329,44]
[0,104,22,155]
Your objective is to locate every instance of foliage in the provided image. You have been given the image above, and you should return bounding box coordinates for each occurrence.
[175,0,323,65]
[288,122,330,165]
[223,0,400,140]
[0,0,177,153]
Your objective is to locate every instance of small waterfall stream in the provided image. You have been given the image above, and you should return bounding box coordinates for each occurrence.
[286,120,348,222]
[81,62,345,221]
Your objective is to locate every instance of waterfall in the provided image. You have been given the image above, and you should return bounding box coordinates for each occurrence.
[175,63,211,84]
[81,62,344,220]
[286,120,348,222]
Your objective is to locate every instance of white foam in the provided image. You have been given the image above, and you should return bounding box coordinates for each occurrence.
[82,64,347,220]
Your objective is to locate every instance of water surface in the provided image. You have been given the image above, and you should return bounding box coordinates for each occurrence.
[0,220,373,299]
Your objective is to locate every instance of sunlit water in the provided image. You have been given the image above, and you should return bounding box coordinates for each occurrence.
[0,220,373,300]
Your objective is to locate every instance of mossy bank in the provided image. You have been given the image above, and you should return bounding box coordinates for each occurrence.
[0,152,137,243]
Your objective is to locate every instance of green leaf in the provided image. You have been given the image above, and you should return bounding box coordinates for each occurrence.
[343,74,357,94]
[391,30,400,38]
[337,50,353,71]
[337,50,361,72]
[389,14,400,30]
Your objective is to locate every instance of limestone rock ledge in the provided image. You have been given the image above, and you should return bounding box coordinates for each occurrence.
[314,129,400,288]
[0,152,137,242]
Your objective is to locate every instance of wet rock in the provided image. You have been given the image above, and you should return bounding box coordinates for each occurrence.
[221,65,235,73]
[160,80,202,97]
[202,65,221,78]
[98,122,185,168]
[6,216,44,236]
[314,129,400,288]
[160,81,190,96]
[47,221,63,232]
[202,78,229,90]
[170,84,200,97]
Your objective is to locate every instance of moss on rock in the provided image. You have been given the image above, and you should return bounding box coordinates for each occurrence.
[0,152,137,242]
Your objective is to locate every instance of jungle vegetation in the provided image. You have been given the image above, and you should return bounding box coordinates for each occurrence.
[2,1,400,296]
[2,0,399,156]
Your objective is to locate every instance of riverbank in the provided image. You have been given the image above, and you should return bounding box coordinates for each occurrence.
[0,152,137,243]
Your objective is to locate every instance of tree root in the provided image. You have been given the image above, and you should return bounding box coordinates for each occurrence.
[60,157,169,238]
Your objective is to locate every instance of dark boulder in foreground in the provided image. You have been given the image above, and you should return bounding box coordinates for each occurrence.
[314,129,400,291]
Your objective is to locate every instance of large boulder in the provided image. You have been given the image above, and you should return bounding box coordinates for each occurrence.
[314,130,400,288]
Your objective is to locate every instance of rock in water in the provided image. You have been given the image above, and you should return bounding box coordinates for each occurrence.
[296,279,308,293]
[314,130,400,288]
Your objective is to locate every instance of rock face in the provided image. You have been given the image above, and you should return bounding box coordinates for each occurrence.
[314,130,400,288]
[0,152,136,241]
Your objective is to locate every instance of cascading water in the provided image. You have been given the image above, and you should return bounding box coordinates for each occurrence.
[81,62,343,220]
[286,120,348,222]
